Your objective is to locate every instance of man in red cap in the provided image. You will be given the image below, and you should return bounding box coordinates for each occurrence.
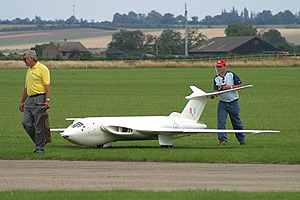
[212,60,246,146]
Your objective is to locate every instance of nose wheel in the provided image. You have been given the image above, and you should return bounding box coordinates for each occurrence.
[160,145,174,148]
[97,143,112,148]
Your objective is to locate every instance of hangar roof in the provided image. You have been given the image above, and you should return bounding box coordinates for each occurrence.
[189,36,268,53]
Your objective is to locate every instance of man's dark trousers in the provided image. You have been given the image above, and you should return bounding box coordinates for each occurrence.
[22,94,46,151]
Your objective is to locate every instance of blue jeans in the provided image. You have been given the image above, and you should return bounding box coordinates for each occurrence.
[217,100,245,142]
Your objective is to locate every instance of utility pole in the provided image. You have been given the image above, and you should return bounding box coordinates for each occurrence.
[185,3,189,57]
[72,4,76,17]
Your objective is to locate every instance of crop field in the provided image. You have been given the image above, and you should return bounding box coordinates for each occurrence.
[277,28,300,45]
[1,58,300,70]
[0,66,299,199]
[1,27,299,50]
[0,28,117,50]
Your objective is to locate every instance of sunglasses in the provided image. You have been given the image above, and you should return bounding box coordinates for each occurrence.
[216,65,224,68]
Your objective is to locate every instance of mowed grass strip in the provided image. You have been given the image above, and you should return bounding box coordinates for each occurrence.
[0,67,299,163]
[0,190,300,200]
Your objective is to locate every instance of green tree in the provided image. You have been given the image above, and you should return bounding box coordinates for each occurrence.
[262,29,300,53]
[262,29,286,48]
[187,28,207,49]
[157,29,183,55]
[112,13,122,23]
[73,52,93,60]
[66,16,79,24]
[243,7,249,21]
[107,29,145,54]
[274,10,298,24]
[253,10,274,24]
[162,13,176,24]
[0,51,5,58]
[176,15,186,24]
[225,23,257,36]
[146,10,163,24]
[191,16,199,24]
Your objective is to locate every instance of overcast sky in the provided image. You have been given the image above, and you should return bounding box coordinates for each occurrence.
[1,0,299,22]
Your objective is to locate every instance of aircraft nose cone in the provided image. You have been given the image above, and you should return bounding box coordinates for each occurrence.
[62,135,69,139]
[60,130,83,146]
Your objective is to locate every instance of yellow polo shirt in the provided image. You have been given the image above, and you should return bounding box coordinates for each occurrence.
[25,61,50,96]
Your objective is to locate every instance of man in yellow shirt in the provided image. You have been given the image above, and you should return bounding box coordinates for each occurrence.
[19,50,50,154]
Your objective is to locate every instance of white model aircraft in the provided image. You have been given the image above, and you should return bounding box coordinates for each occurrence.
[51,85,279,148]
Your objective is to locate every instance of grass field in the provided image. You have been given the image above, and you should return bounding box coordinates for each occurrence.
[1,190,300,200]
[0,67,299,163]
[0,66,299,199]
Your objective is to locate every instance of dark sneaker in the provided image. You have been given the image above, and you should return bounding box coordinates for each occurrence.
[34,149,46,154]
[240,141,246,145]
[218,140,227,146]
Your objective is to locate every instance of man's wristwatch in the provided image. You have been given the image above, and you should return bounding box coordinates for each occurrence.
[46,98,50,101]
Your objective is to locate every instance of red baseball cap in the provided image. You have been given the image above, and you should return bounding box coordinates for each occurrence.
[216,60,226,67]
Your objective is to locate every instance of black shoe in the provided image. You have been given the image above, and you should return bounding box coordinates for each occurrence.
[34,149,46,154]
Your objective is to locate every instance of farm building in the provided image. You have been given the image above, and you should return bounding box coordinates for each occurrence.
[189,36,279,55]
[42,41,89,58]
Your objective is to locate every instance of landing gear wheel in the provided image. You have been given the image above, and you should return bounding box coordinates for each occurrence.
[160,145,174,148]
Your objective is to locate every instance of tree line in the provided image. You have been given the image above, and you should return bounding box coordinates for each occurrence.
[1,23,299,61]
[1,8,300,32]
[200,8,300,25]
[107,29,206,56]
[106,24,300,56]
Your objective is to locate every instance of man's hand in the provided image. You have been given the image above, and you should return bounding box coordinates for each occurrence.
[45,100,50,109]
[223,84,232,90]
[19,102,24,112]
[210,91,219,99]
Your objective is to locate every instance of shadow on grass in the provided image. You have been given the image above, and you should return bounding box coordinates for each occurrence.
[50,144,240,150]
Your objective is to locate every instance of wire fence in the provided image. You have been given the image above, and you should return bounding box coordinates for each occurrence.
[137,53,300,63]
[192,53,300,62]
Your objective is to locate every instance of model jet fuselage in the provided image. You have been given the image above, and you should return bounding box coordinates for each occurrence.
[51,85,279,147]
[61,115,207,147]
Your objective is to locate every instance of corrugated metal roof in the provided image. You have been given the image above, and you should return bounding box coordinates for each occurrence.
[52,41,89,52]
[189,36,257,53]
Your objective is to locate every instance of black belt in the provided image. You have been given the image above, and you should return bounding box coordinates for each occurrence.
[29,93,45,98]
[220,99,238,103]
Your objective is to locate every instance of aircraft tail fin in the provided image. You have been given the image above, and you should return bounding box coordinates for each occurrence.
[180,86,208,121]
[180,85,253,121]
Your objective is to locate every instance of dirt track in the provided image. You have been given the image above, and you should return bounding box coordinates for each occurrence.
[1,160,299,191]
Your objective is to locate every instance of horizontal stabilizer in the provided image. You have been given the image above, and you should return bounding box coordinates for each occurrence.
[50,128,66,132]
[185,85,253,100]
[66,118,83,121]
